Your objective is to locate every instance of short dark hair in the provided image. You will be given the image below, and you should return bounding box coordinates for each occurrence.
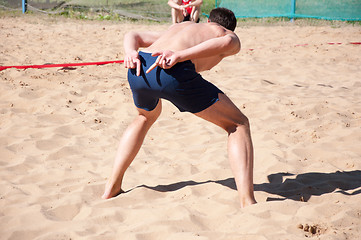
[209,8,237,31]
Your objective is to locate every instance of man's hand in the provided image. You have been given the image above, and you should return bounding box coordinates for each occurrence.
[124,50,141,76]
[146,50,179,74]
[181,6,188,16]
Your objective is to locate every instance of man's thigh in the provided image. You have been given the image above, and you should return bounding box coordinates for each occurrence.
[194,93,248,130]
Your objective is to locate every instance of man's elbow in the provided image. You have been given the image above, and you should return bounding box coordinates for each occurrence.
[225,35,241,54]
[125,31,138,40]
[231,40,240,54]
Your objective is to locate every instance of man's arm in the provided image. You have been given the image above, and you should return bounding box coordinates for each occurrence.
[186,0,203,7]
[167,0,182,10]
[147,33,240,73]
[123,31,162,76]
[123,31,161,55]
[176,33,240,61]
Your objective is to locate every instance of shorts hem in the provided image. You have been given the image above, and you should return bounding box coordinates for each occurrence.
[185,92,223,114]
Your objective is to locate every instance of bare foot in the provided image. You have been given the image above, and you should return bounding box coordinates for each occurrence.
[102,182,124,199]
[240,198,257,208]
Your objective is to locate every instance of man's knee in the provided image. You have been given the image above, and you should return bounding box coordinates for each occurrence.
[225,115,250,134]
[137,102,162,123]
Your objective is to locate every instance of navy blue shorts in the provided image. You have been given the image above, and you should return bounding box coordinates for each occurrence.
[128,51,223,113]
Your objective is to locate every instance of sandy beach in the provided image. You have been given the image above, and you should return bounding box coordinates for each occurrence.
[0,15,361,239]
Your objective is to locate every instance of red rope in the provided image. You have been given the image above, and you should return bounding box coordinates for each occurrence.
[1,42,359,71]
[0,60,124,71]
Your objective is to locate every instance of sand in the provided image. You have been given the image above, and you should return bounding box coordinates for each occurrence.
[0,15,360,240]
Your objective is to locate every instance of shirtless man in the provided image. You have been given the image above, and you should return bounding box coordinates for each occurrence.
[102,8,257,208]
[168,0,203,23]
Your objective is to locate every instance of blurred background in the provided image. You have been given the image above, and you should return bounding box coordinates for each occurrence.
[1,0,360,22]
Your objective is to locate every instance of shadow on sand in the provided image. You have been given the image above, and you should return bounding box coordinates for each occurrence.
[127,170,361,202]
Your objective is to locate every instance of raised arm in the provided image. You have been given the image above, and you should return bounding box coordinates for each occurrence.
[123,31,162,76]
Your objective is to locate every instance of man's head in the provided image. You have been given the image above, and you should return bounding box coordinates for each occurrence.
[208,8,237,31]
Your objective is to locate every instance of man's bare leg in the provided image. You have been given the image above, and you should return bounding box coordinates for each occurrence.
[102,101,162,199]
[190,6,201,22]
[195,94,257,208]
[171,1,184,23]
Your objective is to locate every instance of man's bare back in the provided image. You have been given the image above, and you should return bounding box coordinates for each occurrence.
[144,21,240,73]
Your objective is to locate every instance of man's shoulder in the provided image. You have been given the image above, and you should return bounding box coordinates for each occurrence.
[206,22,236,37]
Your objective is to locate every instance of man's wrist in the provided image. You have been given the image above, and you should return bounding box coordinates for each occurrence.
[175,50,187,63]
[125,49,138,55]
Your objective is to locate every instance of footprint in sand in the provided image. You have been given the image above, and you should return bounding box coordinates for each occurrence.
[42,203,81,221]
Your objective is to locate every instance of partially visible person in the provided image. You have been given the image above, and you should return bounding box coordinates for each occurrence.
[168,0,203,23]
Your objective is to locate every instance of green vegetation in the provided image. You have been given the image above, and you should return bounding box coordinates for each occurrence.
[23,0,216,22]
[1,0,359,26]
